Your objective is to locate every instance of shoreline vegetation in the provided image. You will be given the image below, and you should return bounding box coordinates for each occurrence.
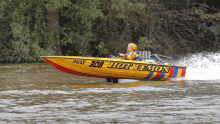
[0,0,220,63]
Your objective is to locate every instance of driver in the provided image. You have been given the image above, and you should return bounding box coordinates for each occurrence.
[123,43,140,60]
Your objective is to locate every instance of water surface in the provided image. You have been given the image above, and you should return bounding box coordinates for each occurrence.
[0,53,220,123]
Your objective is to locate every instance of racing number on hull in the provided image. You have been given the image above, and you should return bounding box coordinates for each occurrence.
[89,61,104,68]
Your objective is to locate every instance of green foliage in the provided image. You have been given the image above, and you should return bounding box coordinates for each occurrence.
[137,37,152,51]
[200,11,220,21]
[95,41,108,56]
[164,1,171,8]
[79,49,88,56]
[111,0,145,14]
[60,0,104,56]
[0,0,104,62]
[0,0,220,62]
[45,0,70,10]
[0,0,55,62]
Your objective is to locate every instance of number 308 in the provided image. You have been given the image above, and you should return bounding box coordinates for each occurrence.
[89,61,104,68]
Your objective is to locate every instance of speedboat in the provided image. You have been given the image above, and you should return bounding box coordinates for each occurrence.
[40,51,186,83]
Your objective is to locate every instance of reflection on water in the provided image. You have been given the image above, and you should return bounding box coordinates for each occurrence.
[0,63,219,123]
[62,80,185,89]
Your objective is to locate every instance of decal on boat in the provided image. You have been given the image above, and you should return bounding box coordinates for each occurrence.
[73,59,86,64]
[107,62,133,69]
[133,64,171,73]
[107,62,171,73]
[89,61,104,68]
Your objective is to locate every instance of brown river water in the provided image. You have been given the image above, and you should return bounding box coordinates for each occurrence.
[0,53,220,124]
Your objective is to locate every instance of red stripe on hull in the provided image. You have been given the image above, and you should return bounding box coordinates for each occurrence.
[168,66,174,78]
[152,63,161,79]
[180,68,186,77]
[153,72,161,79]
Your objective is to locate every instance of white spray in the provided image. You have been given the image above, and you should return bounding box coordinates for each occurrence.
[174,52,220,81]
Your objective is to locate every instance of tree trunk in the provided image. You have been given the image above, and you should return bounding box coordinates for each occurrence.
[47,0,62,56]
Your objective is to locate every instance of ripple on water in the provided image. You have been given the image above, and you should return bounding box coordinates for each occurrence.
[0,62,220,123]
[1,82,219,122]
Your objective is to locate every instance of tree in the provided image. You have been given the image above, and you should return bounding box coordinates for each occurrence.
[0,0,53,62]
[0,0,104,62]
[59,0,104,56]
[46,0,62,56]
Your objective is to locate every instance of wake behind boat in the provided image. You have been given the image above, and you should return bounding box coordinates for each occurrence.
[40,51,186,83]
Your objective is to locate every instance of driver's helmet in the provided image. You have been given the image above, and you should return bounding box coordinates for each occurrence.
[127,43,137,52]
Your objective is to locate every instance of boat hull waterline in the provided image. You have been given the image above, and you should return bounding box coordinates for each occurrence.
[40,56,186,80]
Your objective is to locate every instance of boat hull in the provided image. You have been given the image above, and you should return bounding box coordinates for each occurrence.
[40,56,186,80]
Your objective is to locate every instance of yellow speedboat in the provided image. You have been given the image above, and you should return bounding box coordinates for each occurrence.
[40,51,186,83]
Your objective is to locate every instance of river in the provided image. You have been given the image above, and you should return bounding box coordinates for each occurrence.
[0,52,220,123]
